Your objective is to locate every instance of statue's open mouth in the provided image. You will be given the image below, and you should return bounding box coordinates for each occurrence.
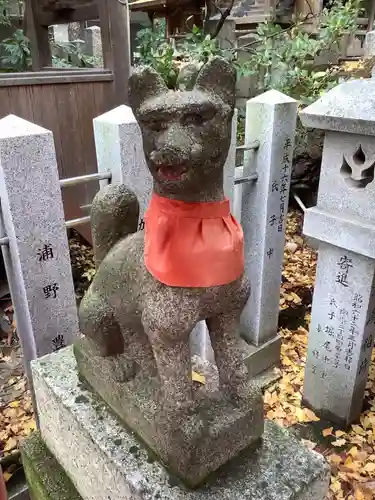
[157,165,187,181]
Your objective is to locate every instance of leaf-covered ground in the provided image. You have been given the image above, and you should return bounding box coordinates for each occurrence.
[1,213,375,499]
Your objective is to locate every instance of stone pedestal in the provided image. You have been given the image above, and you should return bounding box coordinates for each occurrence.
[22,431,81,500]
[74,338,264,487]
[25,347,330,500]
[300,79,375,427]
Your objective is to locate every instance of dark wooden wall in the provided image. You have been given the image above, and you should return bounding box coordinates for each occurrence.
[0,69,116,242]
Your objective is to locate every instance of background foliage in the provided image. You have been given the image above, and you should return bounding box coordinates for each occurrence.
[0,0,99,71]
[134,0,362,148]
[135,0,362,104]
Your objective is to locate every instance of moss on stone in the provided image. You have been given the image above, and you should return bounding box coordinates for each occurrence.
[21,431,82,500]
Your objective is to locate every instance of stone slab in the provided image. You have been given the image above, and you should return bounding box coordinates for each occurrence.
[73,338,264,487]
[21,431,82,500]
[32,347,330,500]
[302,242,375,427]
[301,114,375,426]
[84,26,103,63]
[303,207,375,260]
[299,79,375,136]
[241,335,282,378]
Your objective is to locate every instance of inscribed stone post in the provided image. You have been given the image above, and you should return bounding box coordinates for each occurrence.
[300,79,375,426]
[93,105,152,231]
[240,90,297,375]
[52,24,69,43]
[84,26,103,65]
[0,115,79,374]
[364,29,375,57]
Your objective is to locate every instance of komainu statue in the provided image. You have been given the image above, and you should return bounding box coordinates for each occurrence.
[74,57,264,487]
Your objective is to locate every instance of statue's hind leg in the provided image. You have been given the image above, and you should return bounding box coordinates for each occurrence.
[79,289,137,382]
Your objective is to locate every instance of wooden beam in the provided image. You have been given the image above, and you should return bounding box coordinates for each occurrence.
[368,0,375,31]
[39,4,99,25]
[0,70,113,87]
[98,0,131,106]
[97,0,113,72]
[25,0,52,69]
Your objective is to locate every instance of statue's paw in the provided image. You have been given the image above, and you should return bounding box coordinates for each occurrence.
[162,394,196,415]
[105,355,137,383]
[180,411,205,440]
[221,365,253,406]
[225,379,255,408]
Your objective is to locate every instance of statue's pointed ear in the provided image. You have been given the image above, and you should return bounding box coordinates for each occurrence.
[194,57,236,108]
[129,66,168,114]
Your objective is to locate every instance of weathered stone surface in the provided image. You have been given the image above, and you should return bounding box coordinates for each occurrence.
[93,93,240,370]
[299,79,375,136]
[364,30,375,57]
[21,430,82,500]
[90,184,140,267]
[84,26,103,64]
[78,58,261,485]
[33,347,330,500]
[304,207,375,260]
[74,337,264,487]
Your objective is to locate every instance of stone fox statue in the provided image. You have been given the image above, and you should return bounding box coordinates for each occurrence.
[79,57,251,411]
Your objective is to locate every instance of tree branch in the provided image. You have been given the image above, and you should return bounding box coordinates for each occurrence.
[234,4,316,52]
[209,0,235,39]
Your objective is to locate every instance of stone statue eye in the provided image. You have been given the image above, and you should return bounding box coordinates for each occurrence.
[182,113,204,126]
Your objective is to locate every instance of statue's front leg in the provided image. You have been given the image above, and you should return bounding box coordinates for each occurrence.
[142,299,198,412]
[206,311,249,400]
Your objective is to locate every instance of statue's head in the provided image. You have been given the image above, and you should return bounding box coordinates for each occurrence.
[129,57,236,198]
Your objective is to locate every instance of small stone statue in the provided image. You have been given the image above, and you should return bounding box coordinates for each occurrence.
[75,57,264,487]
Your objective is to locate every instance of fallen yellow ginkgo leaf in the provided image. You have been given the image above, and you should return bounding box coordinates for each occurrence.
[191,371,205,385]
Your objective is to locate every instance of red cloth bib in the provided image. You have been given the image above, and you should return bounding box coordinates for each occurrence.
[144,193,244,287]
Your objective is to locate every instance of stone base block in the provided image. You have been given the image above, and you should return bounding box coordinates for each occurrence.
[241,335,282,378]
[31,347,330,500]
[21,430,82,500]
[74,338,264,487]
[190,325,281,381]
